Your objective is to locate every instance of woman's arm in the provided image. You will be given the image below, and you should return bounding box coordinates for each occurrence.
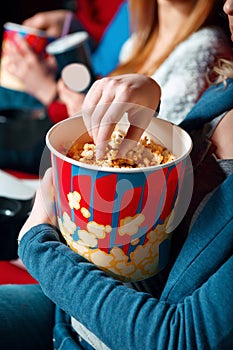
[18,223,233,350]
[18,170,233,350]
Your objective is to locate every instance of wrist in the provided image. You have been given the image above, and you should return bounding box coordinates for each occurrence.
[35,81,58,106]
[18,222,59,245]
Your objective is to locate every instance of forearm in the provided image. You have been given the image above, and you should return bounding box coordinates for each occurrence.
[18,224,233,350]
[18,224,164,349]
[28,78,57,106]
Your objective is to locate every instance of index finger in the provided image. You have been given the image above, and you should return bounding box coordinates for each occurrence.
[117,105,155,157]
[94,102,129,159]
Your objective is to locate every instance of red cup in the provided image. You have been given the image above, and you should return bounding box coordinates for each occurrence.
[0,22,55,91]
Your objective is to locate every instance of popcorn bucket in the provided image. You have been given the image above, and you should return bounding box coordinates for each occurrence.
[0,22,55,91]
[46,113,192,282]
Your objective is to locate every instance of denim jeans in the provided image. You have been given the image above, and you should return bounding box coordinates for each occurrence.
[0,284,93,350]
[0,284,54,350]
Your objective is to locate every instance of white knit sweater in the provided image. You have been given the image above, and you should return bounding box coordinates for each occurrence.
[119,27,232,124]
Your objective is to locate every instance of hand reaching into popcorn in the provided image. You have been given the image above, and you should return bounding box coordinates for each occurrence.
[81,74,161,159]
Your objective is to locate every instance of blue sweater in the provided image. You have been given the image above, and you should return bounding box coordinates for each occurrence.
[18,80,233,350]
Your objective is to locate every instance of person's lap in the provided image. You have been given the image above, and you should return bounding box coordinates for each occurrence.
[0,284,54,350]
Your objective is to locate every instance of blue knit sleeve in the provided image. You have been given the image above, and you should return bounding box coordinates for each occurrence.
[179,79,233,132]
[18,224,233,350]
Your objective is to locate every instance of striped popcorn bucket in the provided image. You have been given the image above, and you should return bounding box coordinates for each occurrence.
[46,113,192,282]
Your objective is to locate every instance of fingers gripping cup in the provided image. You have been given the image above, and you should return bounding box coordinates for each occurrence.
[0,22,55,91]
[46,111,193,282]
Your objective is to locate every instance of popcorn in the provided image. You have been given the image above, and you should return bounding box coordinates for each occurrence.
[58,207,170,282]
[81,207,91,219]
[66,129,176,168]
[87,221,111,239]
[67,191,81,210]
[78,230,98,248]
[58,212,76,237]
[118,214,145,236]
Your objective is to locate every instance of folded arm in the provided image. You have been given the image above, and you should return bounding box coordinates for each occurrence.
[18,223,233,350]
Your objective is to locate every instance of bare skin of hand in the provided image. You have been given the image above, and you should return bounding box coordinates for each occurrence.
[57,79,86,116]
[4,35,57,105]
[82,74,161,159]
[210,111,233,159]
[18,168,56,242]
[22,10,72,38]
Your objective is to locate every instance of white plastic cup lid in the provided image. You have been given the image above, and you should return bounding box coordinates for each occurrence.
[46,31,89,55]
[3,21,51,38]
[61,63,91,92]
